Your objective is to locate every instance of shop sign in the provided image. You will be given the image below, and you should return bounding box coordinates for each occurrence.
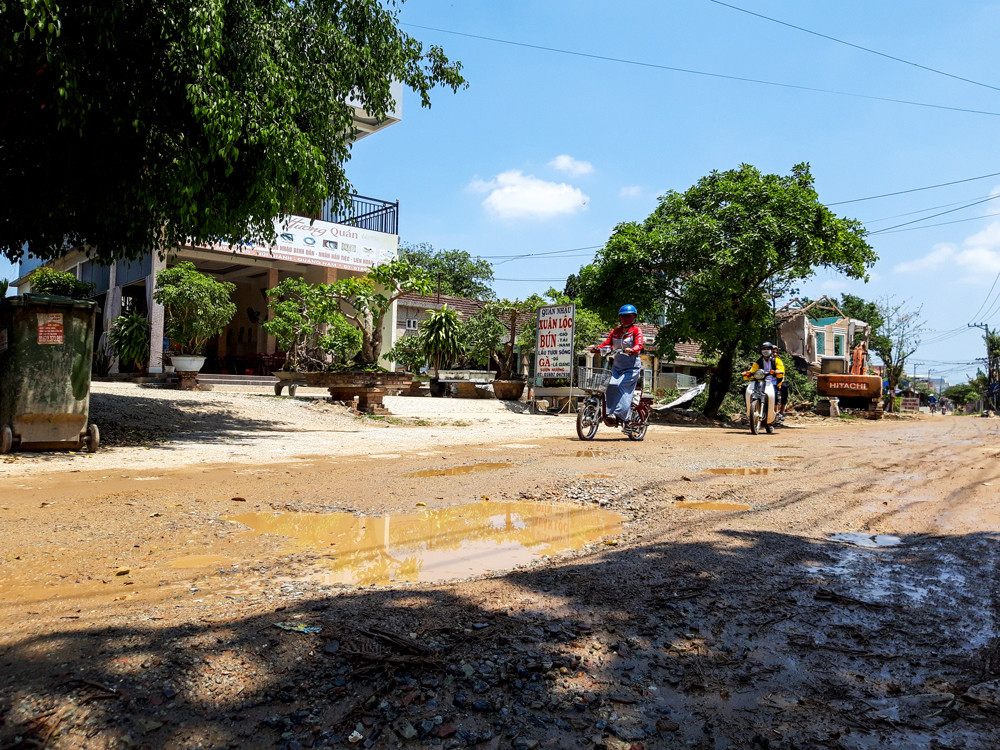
[534,304,575,378]
[193,216,398,271]
[37,313,64,344]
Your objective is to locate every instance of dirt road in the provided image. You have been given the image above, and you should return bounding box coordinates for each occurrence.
[2,397,999,750]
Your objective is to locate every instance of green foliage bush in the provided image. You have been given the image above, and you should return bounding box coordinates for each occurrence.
[109,312,150,372]
[263,277,360,371]
[153,262,236,355]
[30,267,95,299]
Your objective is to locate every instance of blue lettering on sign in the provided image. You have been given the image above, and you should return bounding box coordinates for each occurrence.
[303,237,316,245]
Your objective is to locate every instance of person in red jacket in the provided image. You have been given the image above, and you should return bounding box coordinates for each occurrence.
[590,305,644,426]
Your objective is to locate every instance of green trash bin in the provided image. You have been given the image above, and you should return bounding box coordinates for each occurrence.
[0,294,100,453]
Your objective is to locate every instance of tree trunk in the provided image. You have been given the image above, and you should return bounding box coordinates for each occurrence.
[703,346,736,418]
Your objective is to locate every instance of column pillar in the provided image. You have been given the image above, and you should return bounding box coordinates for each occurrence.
[264,267,279,354]
[147,254,166,374]
[106,263,122,374]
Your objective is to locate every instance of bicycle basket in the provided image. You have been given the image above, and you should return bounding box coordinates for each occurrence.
[577,366,612,392]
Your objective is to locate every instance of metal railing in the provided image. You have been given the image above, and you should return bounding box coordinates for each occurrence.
[321,194,398,234]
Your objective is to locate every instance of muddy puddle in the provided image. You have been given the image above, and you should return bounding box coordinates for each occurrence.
[829,532,904,548]
[408,462,509,477]
[675,501,751,511]
[704,467,784,475]
[168,554,231,570]
[229,501,622,586]
[556,450,607,458]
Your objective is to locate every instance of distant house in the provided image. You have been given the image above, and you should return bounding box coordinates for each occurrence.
[776,296,870,374]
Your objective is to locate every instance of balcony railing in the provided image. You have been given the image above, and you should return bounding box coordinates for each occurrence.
[321,194,398,235]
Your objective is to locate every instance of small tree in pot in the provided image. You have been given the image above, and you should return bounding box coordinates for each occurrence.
[153,261,236,369]
[327,259,432,368]
[263,277,362,371]
[108,312,150,373]
[464,298,534,399]
[421,305,464,396]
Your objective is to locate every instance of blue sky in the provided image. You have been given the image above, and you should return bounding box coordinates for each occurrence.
[5,1,1000,385]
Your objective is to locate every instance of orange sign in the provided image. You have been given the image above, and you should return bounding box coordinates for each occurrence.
[816,374,882,399]
[37,313,64,344]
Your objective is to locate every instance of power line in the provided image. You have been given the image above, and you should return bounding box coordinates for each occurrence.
[868,194,1000,234]
[862,192,1000,224]
[868,209,1000,235]
[403,23,1000,118]
[828,170,1000,206]
[707,0,1000,94]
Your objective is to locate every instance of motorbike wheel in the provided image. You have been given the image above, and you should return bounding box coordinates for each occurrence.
[576,402,600,440]
[749,399,764,435]
[627,420,648,441]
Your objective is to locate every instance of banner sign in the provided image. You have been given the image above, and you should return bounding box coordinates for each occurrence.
[191,216,398,272]
[534,304,575,378]
[37,313,64,344]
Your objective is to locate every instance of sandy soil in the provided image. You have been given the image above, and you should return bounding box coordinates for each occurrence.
[1,385,999,750]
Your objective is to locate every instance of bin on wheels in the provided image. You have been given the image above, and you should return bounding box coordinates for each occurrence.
[0,294,100,453]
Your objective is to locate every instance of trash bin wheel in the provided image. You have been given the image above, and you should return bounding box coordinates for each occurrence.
[0,425,12,454]
[288,384,298,397]
[86,423,100,453]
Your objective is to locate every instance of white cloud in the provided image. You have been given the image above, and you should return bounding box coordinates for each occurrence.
[548,154,593,176]
[893,221,1000,281]
[893,243,956,273]
[619,186,642,198]
[468,170,589,220]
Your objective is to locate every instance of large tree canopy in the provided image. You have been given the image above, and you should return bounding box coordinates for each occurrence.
[579,163,876,417]
[399,242,495,300]
[0,0,465,264]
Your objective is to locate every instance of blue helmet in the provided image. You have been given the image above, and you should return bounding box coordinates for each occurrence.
[618,304,637,316]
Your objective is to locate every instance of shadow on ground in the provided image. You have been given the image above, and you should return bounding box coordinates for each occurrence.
[2,525,999,750]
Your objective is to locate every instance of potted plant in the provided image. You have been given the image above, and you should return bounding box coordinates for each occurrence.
[153,261,236,372]
[464,299,535,400]
[421,305,464,396]
[108,312,151,373]
[263,277,363,377]
[327,259,432,368]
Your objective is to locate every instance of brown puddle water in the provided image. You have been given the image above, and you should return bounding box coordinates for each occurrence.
[556,451,608,458]
[408,462,509,478]
[168,554,230,570]
[228,501,622,586]
[704,468,784,476]
[675,501,751,511]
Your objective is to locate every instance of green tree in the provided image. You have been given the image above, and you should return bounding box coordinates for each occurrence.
[328,259,432,366]
[1,1,466,265]
[838,293,887,350]
[871,296,922,412]
[580,163,875,417]
[464,299,535,380]
[563,273,581,300]
[400,243,495,300]
[943,383,977,407]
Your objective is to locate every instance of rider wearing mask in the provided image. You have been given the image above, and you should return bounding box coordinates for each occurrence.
[591,305,644,427]
[747,341,786,422]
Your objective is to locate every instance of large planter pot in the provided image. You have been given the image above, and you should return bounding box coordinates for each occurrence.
[492,379,526,401]
[170,355,206,372]
[300,371,414,414]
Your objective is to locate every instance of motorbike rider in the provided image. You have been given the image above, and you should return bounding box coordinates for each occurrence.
[744,341,785,424]
[590,305,644,427]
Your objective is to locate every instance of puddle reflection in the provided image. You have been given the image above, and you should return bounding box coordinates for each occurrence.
[229,501,622,586]
[829,532,903,548]
[408,462,509,477]
[704,468,784,475]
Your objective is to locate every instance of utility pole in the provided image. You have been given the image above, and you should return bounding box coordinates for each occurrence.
[969,323,995,412]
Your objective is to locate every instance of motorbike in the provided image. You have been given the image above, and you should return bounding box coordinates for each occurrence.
[744,368,777,435]
[576,348,652,441]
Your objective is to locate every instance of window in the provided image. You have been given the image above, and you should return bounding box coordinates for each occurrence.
[405,318,419,330]
[815,332,825,356]
[834,334,845,357]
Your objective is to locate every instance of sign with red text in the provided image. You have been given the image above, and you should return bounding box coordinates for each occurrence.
[534,304,575,378]
[190,216,398,272]
[37,313,64,344]
[900,397,920,412]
